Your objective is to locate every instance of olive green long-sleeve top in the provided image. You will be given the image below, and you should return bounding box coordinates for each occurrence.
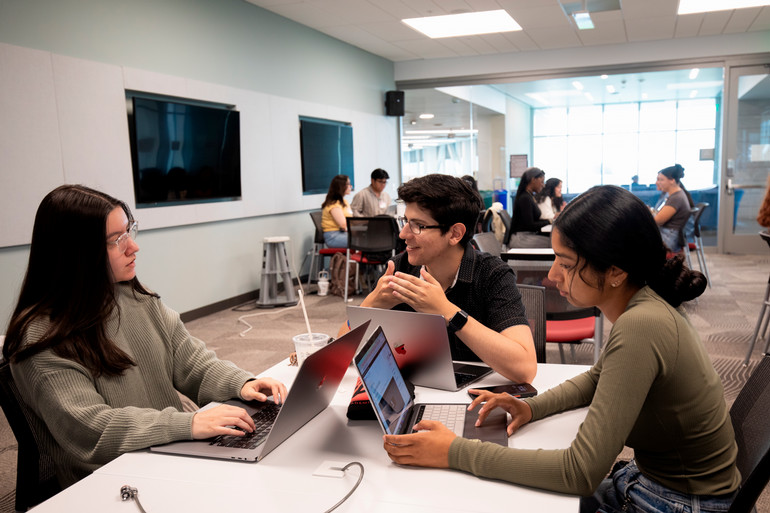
[449,286,740,497]
[11,284,254,487]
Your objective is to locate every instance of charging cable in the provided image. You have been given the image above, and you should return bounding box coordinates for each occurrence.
[323,461,365,513]
[120,485,147,513]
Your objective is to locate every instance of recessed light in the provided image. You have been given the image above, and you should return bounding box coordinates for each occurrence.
[601,75,609,80]
[572,81,584,91]
[606,85,616,94]
[678,0,770,14]
[402,10,522,39]
[689,68,700,80]
[573,11,594,30]
[419,113,435,119]
[689,90,698,98]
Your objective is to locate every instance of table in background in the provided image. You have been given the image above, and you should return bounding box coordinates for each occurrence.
[33,362,590,513]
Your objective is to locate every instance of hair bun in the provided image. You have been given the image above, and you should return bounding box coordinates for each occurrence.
[648,254,706,307]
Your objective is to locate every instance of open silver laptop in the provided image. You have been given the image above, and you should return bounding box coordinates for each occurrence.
[347,306,492,391]
[354,325,507,445]
[150,320,370,462]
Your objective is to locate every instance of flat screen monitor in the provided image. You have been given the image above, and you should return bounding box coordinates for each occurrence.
[299,116,354,195]
[127,94,242,208]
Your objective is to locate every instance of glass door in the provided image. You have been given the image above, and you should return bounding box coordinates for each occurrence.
[722,65,770,253]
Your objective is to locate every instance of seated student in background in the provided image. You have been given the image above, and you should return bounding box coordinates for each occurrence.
[535,177,565,222]
[353,173,537,384]
[383,185,739,513]
[3,185,288,488]
[351,168,391,217]
[509,167,552,248]
[321,174,353,248]
[652,163,695,253]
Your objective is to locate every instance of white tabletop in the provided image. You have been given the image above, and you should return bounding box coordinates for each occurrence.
[505,247,555,255]
[33,363,590,513]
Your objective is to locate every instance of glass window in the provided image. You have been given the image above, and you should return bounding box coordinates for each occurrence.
[567,135,602,193]
[604,103,639,134]
[568,105,603,135]
[640,101,676,132]
[676,129,717,189]
[533,108,567,136]
[677,99,717,130]
[638,132,676,178]
[533,136,567,185]
[603,133,638,185]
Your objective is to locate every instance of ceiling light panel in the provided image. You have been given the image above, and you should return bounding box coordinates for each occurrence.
[402,10,522,39]
[678,0,770,14]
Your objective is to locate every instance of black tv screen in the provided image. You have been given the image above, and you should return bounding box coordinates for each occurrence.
[299,116,354,195]
[127,94,241,208]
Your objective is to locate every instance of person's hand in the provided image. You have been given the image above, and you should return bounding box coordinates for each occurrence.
[467,390,533,436]
[360,261,401,309]
[382,420,455,467]
[387,268,452,316]
[191,404,256,439]
[240,377,288,405]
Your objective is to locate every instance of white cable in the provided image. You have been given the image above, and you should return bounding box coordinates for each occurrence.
[323,461,365,513]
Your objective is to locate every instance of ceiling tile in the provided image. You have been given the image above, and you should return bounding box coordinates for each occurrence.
[698,11,731,36]
[625,16,676,42]
[432,0,477,15]
[480,32,522,52]
[506,5,571,29]
[467,0,504,10]
[675,14,704,38]
[724,8,762,34]
[310,0,396,24]
[458,35,504,54]
[402,0,453,16]
[577,11,627,46]
[526,26,583,50]
[622,0,676,19]
[394,38,465,59]
[502,30,540,51]
[264,3,342,27]
[363,20,426,42]
[439,37,485,57]
[749,7,770,31]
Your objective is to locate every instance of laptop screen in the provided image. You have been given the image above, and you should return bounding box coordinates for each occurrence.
[355,327,414,435]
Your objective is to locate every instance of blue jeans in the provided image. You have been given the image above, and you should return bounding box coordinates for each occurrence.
[323,230,347,248]
[660,227,682,253]
[581,461,735,513]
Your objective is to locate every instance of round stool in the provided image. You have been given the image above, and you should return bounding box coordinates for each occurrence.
[257,236,298,308]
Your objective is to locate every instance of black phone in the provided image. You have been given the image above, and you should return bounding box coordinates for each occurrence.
[467,383,537,399]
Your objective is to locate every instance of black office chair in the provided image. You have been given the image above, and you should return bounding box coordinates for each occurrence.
[471,232,502,258]
[690,202,711,287]
[498,210,513,248]
[344,216,399,302]
[0,358,61,511]
[517,284,546,364]
[728,355,770,513]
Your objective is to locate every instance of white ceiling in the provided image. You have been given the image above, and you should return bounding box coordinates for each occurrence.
[244,0,770,63]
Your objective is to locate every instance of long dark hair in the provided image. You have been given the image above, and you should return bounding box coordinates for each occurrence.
[517,167,545,197]
[553,185,706,307]
[3,185,156,377]
[321,175,350,208]
[659,164,694,207]
[535,178,564,212]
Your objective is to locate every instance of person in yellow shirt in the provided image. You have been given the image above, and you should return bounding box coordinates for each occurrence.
[321,174,352,247]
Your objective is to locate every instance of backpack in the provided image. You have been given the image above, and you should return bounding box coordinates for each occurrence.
[329,252,356,297]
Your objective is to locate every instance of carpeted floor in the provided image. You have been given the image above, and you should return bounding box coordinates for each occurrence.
[0,252,767,511]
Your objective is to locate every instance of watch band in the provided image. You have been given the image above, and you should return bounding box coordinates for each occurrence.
[447,309,469,334]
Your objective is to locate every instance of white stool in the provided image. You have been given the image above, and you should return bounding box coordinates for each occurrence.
[257,236,297,307]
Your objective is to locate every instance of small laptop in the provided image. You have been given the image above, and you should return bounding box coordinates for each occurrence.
[347,306,492,391]
[150,320,370,462]
[354,325,508,445]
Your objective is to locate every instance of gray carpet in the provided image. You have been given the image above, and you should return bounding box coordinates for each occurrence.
[0,252,767,511]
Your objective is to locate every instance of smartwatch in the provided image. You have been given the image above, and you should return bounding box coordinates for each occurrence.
[447,309,469,334]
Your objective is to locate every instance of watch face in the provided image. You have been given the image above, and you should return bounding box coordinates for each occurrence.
[449,310,468,332]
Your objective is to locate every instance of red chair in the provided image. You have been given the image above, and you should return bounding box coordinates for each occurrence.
[307,211,346,287]
[546,309,604,364]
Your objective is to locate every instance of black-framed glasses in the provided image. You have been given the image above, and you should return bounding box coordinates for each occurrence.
[397,216,445,235]
[108,221,138,252]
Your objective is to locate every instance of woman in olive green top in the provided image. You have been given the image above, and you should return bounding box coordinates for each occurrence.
[383,185,739,513]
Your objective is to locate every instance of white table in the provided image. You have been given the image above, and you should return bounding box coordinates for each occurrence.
[33,363,590,513]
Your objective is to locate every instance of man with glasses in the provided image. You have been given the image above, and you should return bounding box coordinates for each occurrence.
[350,168,392,217]
[358,174,536,384]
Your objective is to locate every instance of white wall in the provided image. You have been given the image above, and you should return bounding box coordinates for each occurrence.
[0,0,397,330]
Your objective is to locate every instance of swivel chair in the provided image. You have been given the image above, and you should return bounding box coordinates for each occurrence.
[307,211,346,286]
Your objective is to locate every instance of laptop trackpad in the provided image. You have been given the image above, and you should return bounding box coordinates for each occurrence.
[463,408,508,446]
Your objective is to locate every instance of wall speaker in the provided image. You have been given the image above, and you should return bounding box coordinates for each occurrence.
[385,90,404,117]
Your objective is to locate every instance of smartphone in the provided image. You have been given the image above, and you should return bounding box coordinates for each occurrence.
[467,383,537,399]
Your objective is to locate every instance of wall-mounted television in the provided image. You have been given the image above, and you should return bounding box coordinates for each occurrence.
[299,116,354,195]
[126,92,242,208]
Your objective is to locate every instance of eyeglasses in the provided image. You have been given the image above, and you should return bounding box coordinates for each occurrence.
[108,221,138,252]
[397,216,445,235]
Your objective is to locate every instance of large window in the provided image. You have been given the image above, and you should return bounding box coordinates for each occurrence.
[533,99,717,193]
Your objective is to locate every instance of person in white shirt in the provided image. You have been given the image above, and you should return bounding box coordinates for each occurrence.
[535,177,565,222]
[350,168,392,217]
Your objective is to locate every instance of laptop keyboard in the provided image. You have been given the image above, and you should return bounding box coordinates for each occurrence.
[415,404,465,437]
[209,402,281,450]
[454,371,478,388]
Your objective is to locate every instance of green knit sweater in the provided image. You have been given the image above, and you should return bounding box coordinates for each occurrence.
[449,286,740,497]
[11,284,254,487]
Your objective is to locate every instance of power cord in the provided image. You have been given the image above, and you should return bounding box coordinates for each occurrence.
[323,461,365,513]
[120,485,147,513]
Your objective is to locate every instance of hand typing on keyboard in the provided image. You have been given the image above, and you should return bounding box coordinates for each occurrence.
[383,420,456,468]
[467,389,533,436]
[191,404,257,439]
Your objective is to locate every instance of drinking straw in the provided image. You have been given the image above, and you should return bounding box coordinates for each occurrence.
[297,287,313,339]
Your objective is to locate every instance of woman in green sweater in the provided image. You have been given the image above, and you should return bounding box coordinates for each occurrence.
[383,185,740,513]
[3,185,288,487]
